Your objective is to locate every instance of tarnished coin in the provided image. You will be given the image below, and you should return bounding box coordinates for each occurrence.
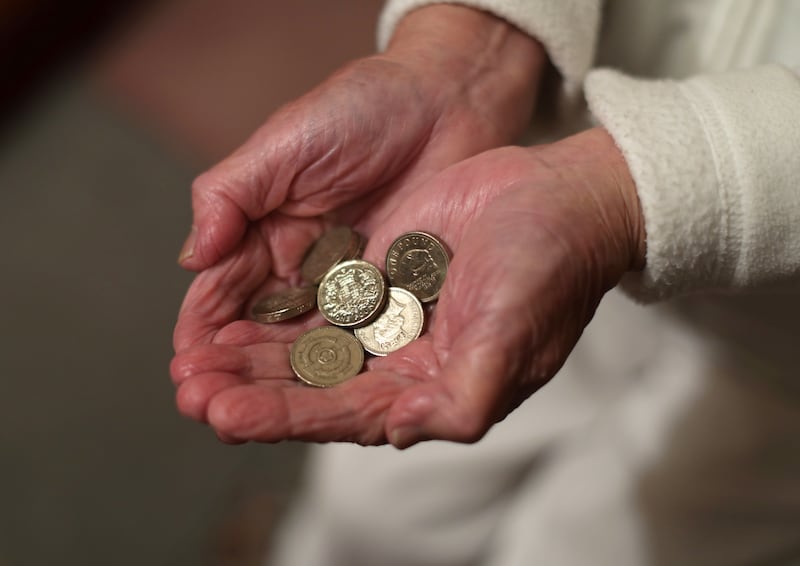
[354,287,424,356]
[301,226,363,285]
[290,326,364,387]
[386,231,449,302]
[317,259,387,328]
[350,231,367,262]
[251,286,316,323]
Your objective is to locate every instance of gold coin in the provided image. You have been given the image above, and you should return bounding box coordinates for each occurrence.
[251,286,317,323]
[386,231,449,302]
[290,326,364,387]
[354,287,424,356]
[301,226,363,285]
[349,231,367,262]
[317,259,387,328]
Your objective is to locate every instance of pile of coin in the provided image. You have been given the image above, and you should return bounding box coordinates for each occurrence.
[250,226,450,387]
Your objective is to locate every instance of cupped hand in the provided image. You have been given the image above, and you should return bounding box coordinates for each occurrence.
[171,127,645,446]
[173,4,545,352]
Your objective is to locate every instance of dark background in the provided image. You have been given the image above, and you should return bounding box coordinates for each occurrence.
[0,1,381,564]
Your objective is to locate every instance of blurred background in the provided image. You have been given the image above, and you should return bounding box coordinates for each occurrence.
[0,1,381,564]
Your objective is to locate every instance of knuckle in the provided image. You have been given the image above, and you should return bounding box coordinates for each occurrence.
[206,394,238,432]
[190,170,216,197]
[192,169,245,211]
[168,355,192,385]
[190,171,230,209]
[175,381,207,421]
[450,412,488,444]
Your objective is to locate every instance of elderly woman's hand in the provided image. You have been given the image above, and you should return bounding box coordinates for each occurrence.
[171,128,645,446]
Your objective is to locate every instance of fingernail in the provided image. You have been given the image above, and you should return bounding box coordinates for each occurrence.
[390,425,424,449]
[178,225,197,264]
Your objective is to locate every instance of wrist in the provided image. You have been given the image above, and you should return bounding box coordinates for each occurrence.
[535,127,646,278]
[383,4,547,139]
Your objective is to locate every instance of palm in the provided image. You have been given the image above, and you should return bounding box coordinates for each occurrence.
[172,136,639,446]
[174,55,523,352]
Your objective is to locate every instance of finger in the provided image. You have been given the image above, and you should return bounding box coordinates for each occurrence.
[178,139,297,270]
[175,214,330,352]
[177,71,419,272]
[179,60,469,272]
[255,213,324,281]
[176,372,248,422]
[170,342,294,384]
[170,345,248,385]
[211,313,326,347]
[174,227,270,351]
[216,431,247,445]
[206,371,414,445]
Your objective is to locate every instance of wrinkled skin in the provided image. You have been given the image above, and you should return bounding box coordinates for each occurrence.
[176,5,545,274]
[172,6,547,444]
[171,127,645,448]
[171,5,646,447]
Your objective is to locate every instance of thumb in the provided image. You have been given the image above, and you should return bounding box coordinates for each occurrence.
[178,148,292,271]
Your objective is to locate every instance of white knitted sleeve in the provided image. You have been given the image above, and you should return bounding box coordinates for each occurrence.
[585,65,800,301]
[377,0,602,99]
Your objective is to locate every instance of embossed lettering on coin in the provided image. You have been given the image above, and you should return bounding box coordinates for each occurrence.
[354,287,424,356]
[290,326,364,387]
[301,226,363,285]
[386,231,449,302]
[251,286,316,323]
[317,260,386,327]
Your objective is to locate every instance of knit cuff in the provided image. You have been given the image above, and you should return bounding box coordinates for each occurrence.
[585,65,800,301]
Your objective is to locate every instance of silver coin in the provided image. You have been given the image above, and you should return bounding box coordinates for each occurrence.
[354,287,424,356]
[317,259,387,328]
[386,231,449,302]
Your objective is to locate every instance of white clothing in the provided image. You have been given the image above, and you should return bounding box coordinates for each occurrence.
[268,2,800,565]
[381,0,800,299]
[378,0,601,101]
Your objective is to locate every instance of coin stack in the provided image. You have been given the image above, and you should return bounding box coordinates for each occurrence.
[250,226,450,387]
